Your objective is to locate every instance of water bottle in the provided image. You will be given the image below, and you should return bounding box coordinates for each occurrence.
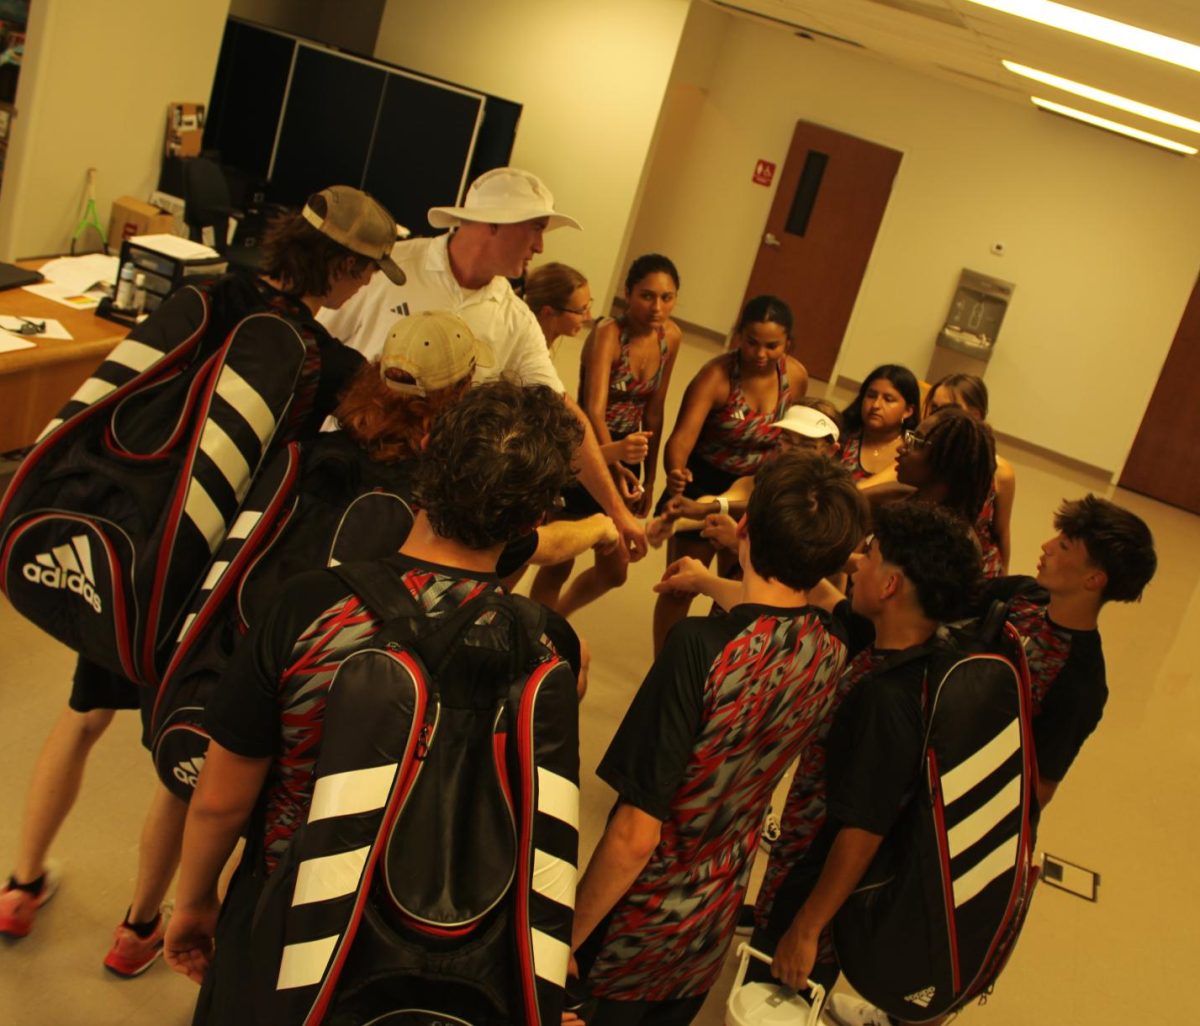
[132,273,147,314]
[114,262,136,310]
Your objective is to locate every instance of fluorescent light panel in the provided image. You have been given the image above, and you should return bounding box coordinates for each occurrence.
[1031,96,1198,154]
[966,0,1200,73]
[1003,61,1200,134]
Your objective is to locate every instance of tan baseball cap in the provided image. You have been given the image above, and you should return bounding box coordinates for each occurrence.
[380,311,495,396]
[301,185,407,285]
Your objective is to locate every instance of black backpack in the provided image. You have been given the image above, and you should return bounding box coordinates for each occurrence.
[151,434,415,798]
[833,607,1039,1022]
[248,560,580,1026]
[0,282,309,687]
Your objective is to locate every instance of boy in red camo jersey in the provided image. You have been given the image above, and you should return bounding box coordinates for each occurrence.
[568,452,867,1025]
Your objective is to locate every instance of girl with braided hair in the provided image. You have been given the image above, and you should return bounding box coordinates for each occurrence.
[894,405,997,529]
[924,373,1016,575]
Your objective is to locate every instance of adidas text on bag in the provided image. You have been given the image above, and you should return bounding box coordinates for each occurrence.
[22,534,103,614]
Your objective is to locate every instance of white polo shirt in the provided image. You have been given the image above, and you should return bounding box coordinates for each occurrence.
[317,234,563,392]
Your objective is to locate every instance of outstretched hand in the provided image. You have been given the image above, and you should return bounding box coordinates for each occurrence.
[612,506,648,563]
[616,430,652,465]
[661,494,705,521]
[654,556,717,596]
[666,466,693,496]
[700,512,738,550]
[614,463,644,505]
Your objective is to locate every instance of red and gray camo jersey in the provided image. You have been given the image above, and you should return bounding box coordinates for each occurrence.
[588,611,846,1001]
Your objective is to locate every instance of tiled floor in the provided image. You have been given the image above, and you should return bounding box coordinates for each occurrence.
[1,329,1197,1025]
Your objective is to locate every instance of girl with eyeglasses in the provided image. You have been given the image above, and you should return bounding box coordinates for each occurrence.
[528,254,683,616]
[838,365,921,481]
[523,261,593,351]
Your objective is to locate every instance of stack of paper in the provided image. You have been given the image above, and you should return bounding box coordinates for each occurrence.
[24,253,120,310]
[128,235,221,260]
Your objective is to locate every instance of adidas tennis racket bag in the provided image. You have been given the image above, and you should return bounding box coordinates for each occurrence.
[833,611,1039,1022]
[250,562,579,1026]
[152,435,415,799]
[0,284,308,686]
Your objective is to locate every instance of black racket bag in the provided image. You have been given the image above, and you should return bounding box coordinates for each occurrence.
[0,284,307,685]
[249,562,580,1026]
[151,434,415,798]
[833,610,1039,1021]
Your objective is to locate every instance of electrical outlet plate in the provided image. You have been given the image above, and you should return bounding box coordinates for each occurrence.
[1041,853,1100,901]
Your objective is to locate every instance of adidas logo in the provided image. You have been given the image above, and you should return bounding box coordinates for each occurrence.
[22,535,103,614]
[173,754,206,789]
[904,985,936,1008]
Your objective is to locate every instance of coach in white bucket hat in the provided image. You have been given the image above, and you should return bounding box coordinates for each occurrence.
[319,166,649,562]
[428,167,581,231]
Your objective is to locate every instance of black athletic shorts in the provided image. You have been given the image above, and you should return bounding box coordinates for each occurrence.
[560,430,641,520]
[653,451,741,518]
[68,656,156,749]
[68,656,139,712]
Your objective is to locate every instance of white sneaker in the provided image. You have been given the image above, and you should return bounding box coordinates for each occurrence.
[824,993,896,1026]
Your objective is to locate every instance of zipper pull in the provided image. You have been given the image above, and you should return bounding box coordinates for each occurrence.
[415,723,431,761]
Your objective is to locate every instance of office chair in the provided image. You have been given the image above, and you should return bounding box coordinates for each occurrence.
[180,157,264,271]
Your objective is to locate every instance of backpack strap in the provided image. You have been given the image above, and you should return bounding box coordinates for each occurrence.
[331,562,548,687]
[329,560,423,622]
[976,597,1011,647]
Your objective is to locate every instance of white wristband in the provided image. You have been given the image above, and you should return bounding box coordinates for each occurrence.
[716,497,730,516]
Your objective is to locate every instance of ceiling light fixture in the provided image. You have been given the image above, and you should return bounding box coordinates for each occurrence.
[966,0,1200,73]
[1004,61,1200,134]
[1031,96,1198,154]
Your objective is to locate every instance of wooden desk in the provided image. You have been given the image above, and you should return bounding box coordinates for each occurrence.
[0,260,129,452]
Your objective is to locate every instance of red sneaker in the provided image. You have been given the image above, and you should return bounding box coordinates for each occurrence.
[103,912,166,977]
[0,861,61,938]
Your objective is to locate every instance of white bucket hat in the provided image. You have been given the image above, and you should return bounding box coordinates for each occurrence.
[428,167,581,231]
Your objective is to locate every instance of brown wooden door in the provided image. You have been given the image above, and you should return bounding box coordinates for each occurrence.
[1119,271,1200,513]
[739,121,902,381]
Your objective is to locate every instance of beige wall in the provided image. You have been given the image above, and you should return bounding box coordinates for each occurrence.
[623,11,1200,473]
[373,0,691,306]
[0,0,229,260]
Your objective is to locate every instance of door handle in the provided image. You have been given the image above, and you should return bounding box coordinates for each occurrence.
[763,232,782,247]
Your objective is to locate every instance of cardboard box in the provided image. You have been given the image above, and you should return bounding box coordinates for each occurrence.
[165,101,206,159]
[109,196,176,251]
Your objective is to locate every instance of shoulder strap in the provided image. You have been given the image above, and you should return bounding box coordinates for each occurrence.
[331,562,548,682]
[976,597,1011,647]
[330,560,422,621]
[421,590,547,680]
